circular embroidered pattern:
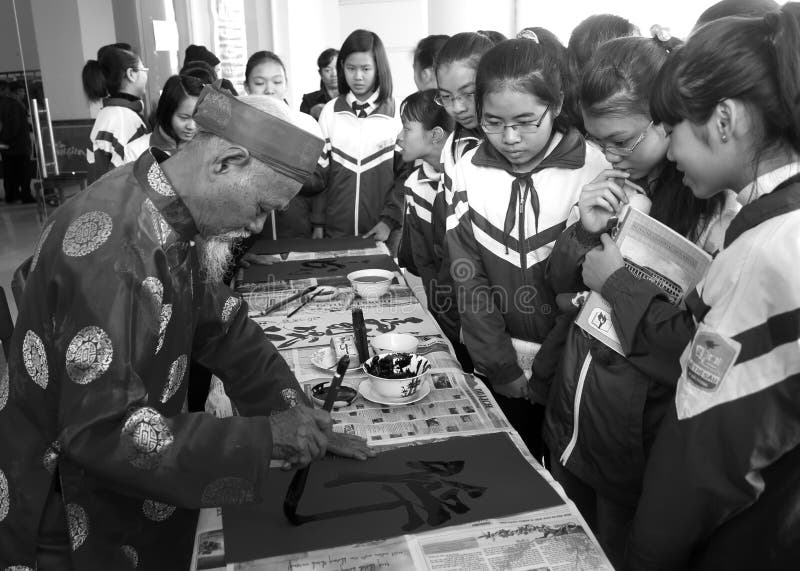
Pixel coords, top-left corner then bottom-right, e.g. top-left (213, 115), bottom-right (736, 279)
top-left (42, 441), bottom-right (62, 474)
top-left (146, 161), bottom-right (175, 197)
top-left (200, 477), bottom-right (255, 507)
top-left (120, 544), bottom-right (139, 568)
top-left (0, 363), bottom-right (8, 413)
top-left (22, 330), bottom-right (48, 390)
top-left (121, 407), bottom-right (174, 470)
top-left (143, 200), bottom-right (172, 246)
top-left (0, 469), bottom-right (9, 522)
top-left (30, 221), bottom-right (55, 273)
top-left (221, 296), bottom-right (241, 324)
top-left (66, 326), bottom-right (113, 385)
top-left (142, 499), bottom-right (176, 522)
top-left (155, 304), bottom-right (172, 354)
top-left (141, 276), bottom-right (163, 315)
top-left (66, 503), bottom-right (89, 551)
top-left (62, 211), bottom-right (113, 257)
top-left (161, 354), bottom-right (187, 403)
top-left (4, 566), bottom-right (35, 570)
top-left (281, 388), bottom-right (300, 408)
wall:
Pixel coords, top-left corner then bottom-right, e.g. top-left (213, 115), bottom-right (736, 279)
top-left (0, 0), bottom-right (40, 73)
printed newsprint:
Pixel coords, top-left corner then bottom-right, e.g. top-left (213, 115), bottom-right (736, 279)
top-left (575, 207), bottom-right (712, 355)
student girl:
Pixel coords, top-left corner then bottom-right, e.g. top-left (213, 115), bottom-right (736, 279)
top-left (125, 74), bottom-right (204, 160)
top-left (446, 37), bottom-right (608, 461)
top-left (620, 5), bottom-right (800, 568)
top-left (244, 50), bottom-right (323, 239)
top-left (412, 35), bottom-right (450, 91)
top-left (430, 32), bottom-right (496, 359)
top-left (396, 89), bottom-right (454, 320)
top-left (82, 43), bottom-right (148, 183)
top-left (536, 34), bottom-right (737, 567)
top-left (310, 29), bottom-right (406, 249)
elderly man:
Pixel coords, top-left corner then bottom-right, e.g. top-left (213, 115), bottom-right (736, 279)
top-left (0, 85), bottom-right (372, 570)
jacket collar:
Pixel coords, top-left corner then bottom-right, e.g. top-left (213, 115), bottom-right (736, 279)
top-left (470, 128), bottom-right (586, 175)
top-left (334, 91), bottom-right (395, 118)
top-left (149, 126), bottom-right (178, 155)
top-left (103, 92), bottom-right (144, 114)
top-left (133, 149), bottom-right (199, 241)
top-left (725, 170), bottom-right (800, 247)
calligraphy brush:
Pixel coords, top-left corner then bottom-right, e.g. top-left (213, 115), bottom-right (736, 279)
top-left (285, 288), bottom-right (324, 318)
top-left (283, 355), bottom-right (350, 525)
top-left (260, 285), bottom-right (317, 316)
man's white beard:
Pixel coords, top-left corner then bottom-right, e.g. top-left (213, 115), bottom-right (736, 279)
top-left (196, 230), bottom-right (249, 283)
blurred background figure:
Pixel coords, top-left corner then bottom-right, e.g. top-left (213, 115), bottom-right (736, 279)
top-left (300, 48), bottom-right (340, 120)
top-left (412, 34), bottom-right (449, 91)
top-left (0, 80), bottom-right (34, 203)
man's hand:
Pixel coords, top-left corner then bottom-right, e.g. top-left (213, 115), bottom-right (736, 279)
top-left (364, 221), bottom-right (391, 242)
top-left (269, 405), bottom-right (331, 470)
top-left (582, 234), bottom-right (625, 293)
top-left (311, 226), bottom-right (324, 239)
top-left (326, 431), bottom-right (376, 460)
top-left (239, 252), bottom-right (275, 268)
top-left (494, 374), bottom-right (530, 399)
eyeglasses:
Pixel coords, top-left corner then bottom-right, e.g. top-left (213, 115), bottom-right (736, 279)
top-left (588, 121), bottom-right (654, 157)
top-left (434, 91), bottom-right (475, 108)
top-left (481, 105), bottom-right (551, 135)
top-left (136, 66), bottom-right (149, 73)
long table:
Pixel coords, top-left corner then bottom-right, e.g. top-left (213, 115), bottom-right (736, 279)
top-left (191, 238), bottom-right (612, 571)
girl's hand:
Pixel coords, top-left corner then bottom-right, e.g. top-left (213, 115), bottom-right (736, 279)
top-left (582, 234), bottom-right (625, 292)
top-left (311, 226), bottom-right (324, 239)
top-left (494, 374), bottom-right (530, 400)
top-left (579, 170), bottom-right (631, 233)
top-left (364, 221), bottom-right (391, 242)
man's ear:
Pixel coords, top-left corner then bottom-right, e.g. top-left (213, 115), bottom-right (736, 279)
top-left (211, 145), bottom-right (251, 175)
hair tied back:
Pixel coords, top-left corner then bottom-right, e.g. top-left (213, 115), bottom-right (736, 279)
top-left (517, 29), bottom-right (540, 43)
top-left (650, 24), bottom-right (673, 51)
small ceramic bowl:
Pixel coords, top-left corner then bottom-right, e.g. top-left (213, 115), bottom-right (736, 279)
top-left (310, 382), bottom-right (358, 409)
top-left (347, 269), bottom-right (394, 299)
top-left (371, 333), bottom-right (419, 355)
top-left (362, 352), bottom-right (431, 400)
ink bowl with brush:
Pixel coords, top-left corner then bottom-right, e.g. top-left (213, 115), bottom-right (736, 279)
top-left (361, 352), bottom-right (432, 404)
top-left (310, 382), bottom-right (358, 409)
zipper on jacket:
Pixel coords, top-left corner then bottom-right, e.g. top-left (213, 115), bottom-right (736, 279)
top-left (560, 353), bottom-right (593, 465)
top-left (518, 184), bottom-right (527, 270)
top-left (354, 115), bottom-right (363, 235)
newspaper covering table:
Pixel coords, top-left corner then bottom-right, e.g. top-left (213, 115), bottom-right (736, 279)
top-left (191, 241), bottom-right (612, 571)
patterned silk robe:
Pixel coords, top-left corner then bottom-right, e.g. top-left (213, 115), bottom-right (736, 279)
top-left (0, 150), bottom-right (305, 569)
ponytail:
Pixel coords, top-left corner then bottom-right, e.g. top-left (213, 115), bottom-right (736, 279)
top-left (82, 43), bottom-right (140, 102)
top-left (769, 3), bottom-right (800, 150)
top-left (652, 2), bottom-right (800, 154)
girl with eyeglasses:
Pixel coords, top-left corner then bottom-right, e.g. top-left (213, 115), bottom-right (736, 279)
top-left (536, 33), bottom-right (738, 567)
top-left (446, 36), bottom-right (608, 465)
top-left (82, 43), bottom-right (149, 183)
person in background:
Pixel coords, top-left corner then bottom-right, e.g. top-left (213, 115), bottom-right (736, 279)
top-left (243, 50), bottom-right (323, 239)
top-left (537, 33), bottom-right (735, 567)
top-left (396, 89), bottom-right (454, 320)
top-left (300, 48), bottom-right (339, 120)
top-left (447, 37), bottom-right (608, 464)
top-left (566, 14), bottom-right (639, 133)
top-left (82, 43), bottom-right (148, 183)
top-left (0, 87), bottom-right (372, 570)
top-left (412, 35), bottom-right (450, 91)
top-left (624, 4), bottom-right (800, 568)
top-left (694, 0), bottom-right (779, 27)
top-left (0, 80), bottom-right (34, 203)
top-left (183, 44), bottom-right (220, 75)
top-left (309, 29), bottom-right (408, 252)
top-left (432, 32), bottom-right (497, 370)
top-left (126, 74), bottom-right (204, 160)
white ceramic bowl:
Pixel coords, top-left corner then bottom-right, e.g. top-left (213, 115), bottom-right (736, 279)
top-left (347, 269), bottom-right (394, 299)
top-left (362, 352), bottom-right (431, 400)
top-left (371, 333), bottom-right (419, 354)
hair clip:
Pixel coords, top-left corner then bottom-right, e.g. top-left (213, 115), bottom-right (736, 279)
top-left (650, 24), bottom-right (672, 43)
top-left (516, 29), bottom-right (539, 44)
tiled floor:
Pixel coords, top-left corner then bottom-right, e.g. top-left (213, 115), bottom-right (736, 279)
top-left (0, 202), bottom-right (44, 320)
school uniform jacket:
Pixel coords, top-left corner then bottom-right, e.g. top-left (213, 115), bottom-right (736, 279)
top-left (403, 160), bottom-right (443, 306)
top-left (432, 129), bottom-right (482, 342)
top-left (626, 166), bottom-right (800, 570)
top-left (540, 189), bottom-right (739, 507)
top-left (310, 93), bottom-right (404, 237)
top-left (446, 129), bottom-right (608, 386)
top-left (86, 94), bottom-right (148, 184)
